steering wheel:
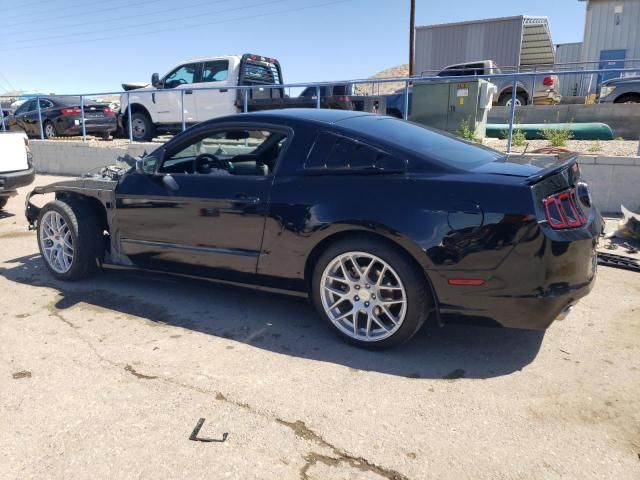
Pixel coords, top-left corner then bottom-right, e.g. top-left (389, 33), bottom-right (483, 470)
top-left (194, 153), bottom-right (230, 174)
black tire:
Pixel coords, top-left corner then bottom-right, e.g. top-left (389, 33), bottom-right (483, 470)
top-left (311, 235), bottom-right (431, 350)
top-left (100, 131), bottom-right (111, 140)
top-left (129, 112), bottom-right (155, 142)
top-left (498, 92), bottom-right (528, 107)
top-left (37, 199), bottom-right (104, 280)
top-left (43, 121), bottom-right (57, 139)
top-left (0, 197), bottom-right (8, 210)
top-left (614, 94), bottom-right (640, 104)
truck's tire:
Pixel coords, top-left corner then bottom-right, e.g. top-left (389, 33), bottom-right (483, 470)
top-left (498, 92), bottom-right (528, 107)
top-left (129, 112), bottom-right (155, 142)
top-left (311, 235), bottom-right (431, 350)
top-left (0, 197), bottom-right (8, 210)
top-left (37, 199), bottom-right (104, 281)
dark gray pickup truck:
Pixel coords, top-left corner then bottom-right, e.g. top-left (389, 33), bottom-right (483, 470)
top-left (599, 77), bottom-right (640, 103)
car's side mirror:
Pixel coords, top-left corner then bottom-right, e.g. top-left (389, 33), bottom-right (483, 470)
top-left (135, 155), bottom-right (158, 175)
top-left (151, 73), bottom-right (162, 88)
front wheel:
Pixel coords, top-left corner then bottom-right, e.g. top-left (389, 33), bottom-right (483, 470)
top-left (311, 236), bottom-right (431, 349)
top-left (37, 199), bottom-right (104, 280)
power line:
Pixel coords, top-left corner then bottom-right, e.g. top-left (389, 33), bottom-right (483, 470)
top-left (8, 0), bottom-right (163, 27)
top-left (3, 0), bottom-right (112, 21)
top-left (0, 0), bottom-right (355, 53)
top-left (9, 0), bottom-right (235, 39)
top-left (0, 72), bottom-right (17, 91)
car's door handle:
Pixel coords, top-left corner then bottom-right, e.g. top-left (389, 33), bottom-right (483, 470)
top-left (233, 194), bottom-right (259, 204)
top-left (185, 89), bottom-right (193, 94)
top-left (219, 89), bottom-right (228, 93)
top-left (200, 207), bottom-right (220, 217)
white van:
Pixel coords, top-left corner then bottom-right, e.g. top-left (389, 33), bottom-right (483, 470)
top-left (0, 132), bottom-right (35, 210)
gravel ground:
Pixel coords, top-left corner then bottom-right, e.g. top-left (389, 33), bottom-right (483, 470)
top-left (1, 176), bottom-right (639, 480)
top-left (484, 138), bottom-right (640, 156)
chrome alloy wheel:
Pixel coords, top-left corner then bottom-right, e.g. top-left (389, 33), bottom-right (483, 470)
top-left (320, 251), bottom-right (407, 342)
top-left (39, 211), bottom-right (74, 274)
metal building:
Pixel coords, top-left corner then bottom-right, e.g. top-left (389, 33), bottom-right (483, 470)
top-left (579, 0), bottom-right (640, 89)
top-left (555, 42), bottom-right (584, 96)
top-left (556, 1), bottom-right (640, 95)
top-left (414, 16), bottom-right (555, 75)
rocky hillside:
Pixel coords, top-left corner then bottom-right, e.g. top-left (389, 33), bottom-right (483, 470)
top-left (355, 64), bottom-right (409, 95)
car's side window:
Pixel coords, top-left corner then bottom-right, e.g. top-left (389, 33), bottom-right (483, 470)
top-left (304, 132), bottom-right (404, 172)
top-left (159, 128), bottom-right (288, 177)
top-left (163, 63), bottom-right (198, 88)
top-left (14, 102), bottom-right (29, 115)
top-left (200, 61), bottom-right (229, 83)
top-left (39, 99), bottom-right (53, 109)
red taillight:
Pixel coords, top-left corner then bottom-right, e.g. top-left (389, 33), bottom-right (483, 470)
top-left (543, 76), bottom-right (555, 86)
top-left (337, 96), bottom-right (351, 102)
top-left (544, 189), bottom-right (586, 229)
top-left (103, 107), bottom-right (114, 116)
top-left (61, 107), bottom-right (81, 115)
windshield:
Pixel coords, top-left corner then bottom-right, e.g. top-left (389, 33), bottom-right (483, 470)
top-left (338, 116), bottom-right (503, 170)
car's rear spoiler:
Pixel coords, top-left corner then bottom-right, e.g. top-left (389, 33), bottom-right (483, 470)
top-left (525, 153), bottom-right (579, 186)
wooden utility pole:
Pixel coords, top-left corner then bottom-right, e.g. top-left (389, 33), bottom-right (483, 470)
top-left (409, 0), bottom-right (415, 76)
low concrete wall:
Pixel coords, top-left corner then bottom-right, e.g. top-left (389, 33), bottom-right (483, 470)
top-left (577, 155), bottom-right (640, 213)
top-left (489, 104), bottom-right (640, 140)
top-left (29, 141), bottom-right (639, 213)
top-left (30, 140), bottom-right (155, 177)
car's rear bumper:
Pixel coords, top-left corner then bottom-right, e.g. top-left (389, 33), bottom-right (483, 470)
top-left (57, 116), bottom-right (117, 135)
top-left (429, 215), bottom-right (602, 330)
top-left (0, 166), bottom-right (35, 196)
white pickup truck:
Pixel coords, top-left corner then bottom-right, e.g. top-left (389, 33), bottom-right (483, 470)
top-left (0, 132), bottom-right (35, 210)
top-left (119, 53), bottom-right (388, 141)
top-left (119, 53), bottom-right (290, 141)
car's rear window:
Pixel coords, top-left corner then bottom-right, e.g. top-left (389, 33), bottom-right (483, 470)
top-left (338, 116), bottom-right (503, 170)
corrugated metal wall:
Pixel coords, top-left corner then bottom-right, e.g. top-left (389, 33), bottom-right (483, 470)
top-left (581, 0), bottom-right (640, 92)
top-left (414, 16), bottom-right (523, 74)
top-left (555, 42), bottom-right (583, 96)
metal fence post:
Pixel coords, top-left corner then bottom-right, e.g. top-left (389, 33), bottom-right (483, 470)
top-left (315, 85), bottom-right (321, 109)
top-left (80, 95), bottom-right (86, 141)
top-left (0, 104), bottom-right (5, 132)
top-left (506, 77), bottom-right (518, 153)
top-left (37, 96), bottom-right (44, 140)
top-left (243, 88), bottom-right (248, 113)
top-left (181, 89), bottom-right (186, 132)
top-left (127, 92), bottom-right (133, 143)
top-left (403, 80), bottom-right (410, 120)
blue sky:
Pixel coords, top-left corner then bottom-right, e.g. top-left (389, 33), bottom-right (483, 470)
top-left (0, 0), bottom-right (586, 94)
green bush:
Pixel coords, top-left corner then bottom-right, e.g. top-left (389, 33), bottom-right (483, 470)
top-left (457, 118), bottom-right (479, 143)
top-left (499, 128), bottom-right (527, 147)
top-left (587, 141), bottom-right (602, 153)
top-left (541, 124), bottom-right (573, 147)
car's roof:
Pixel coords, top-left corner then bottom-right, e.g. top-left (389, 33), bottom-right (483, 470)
top-left (227, 108), bottom-right (373, 124)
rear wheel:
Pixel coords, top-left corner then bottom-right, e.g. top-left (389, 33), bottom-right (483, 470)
top-left (129, 112), bottom-right (155, 142)
top-left (0, 197), bottom-right (8, 210)
top-left (498, 92), bottom-right (528, 107)
top-left (43, 121), bottom-right (56, 139)
top-left (37, 199), bottom-right (104, 280)
top-left (311, 236), bottom-right (431, 349)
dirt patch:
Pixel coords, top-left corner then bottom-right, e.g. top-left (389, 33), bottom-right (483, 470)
top-left (12, 370), bottom-right (31, 379)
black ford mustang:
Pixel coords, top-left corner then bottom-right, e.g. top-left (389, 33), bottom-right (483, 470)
top-left (26, 109), bottom-right (601, 349)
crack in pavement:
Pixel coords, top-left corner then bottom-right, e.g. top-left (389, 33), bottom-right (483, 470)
top-left (276, 419), bottom-right (409, 480)
top-left (49, 299), bottom-right (409, 480)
